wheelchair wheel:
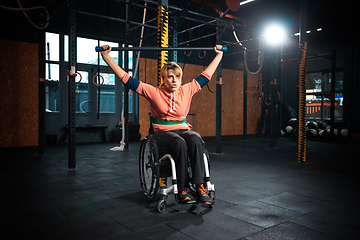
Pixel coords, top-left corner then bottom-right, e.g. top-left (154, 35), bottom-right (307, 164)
top-left (139, 134), bottom-right (160, 200)
top-left (157, 195), bottom-right (168, 213)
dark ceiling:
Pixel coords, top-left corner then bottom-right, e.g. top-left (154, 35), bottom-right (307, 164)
top-left (169, 0), bottom-right (356, 38)
top-left (1, 0), bottom-right (356, 45)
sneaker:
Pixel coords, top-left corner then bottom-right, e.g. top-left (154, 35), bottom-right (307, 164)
top-left (197, 184), bottom-right (211, 205)
top-left (178, 188), bottom-right (195, 203)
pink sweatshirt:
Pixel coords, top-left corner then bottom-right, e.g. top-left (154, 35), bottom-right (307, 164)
top-left (120, 72), bottom-right (212, 132)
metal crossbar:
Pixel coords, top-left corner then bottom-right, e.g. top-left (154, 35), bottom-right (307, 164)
top-left (95, 46), bottom-right (227, 52)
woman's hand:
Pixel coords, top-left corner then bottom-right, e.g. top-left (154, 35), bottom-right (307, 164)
top-left (100, 45), bottom-right (112, 58)
top-left (214, 45), bottom-right (224, 55)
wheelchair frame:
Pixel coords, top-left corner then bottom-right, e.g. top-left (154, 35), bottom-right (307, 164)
top-left (139, 133), bottom-right (215, 213)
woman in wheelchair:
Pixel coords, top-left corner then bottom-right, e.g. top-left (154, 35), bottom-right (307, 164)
top-left (101, 45), bottom-right (223, 205)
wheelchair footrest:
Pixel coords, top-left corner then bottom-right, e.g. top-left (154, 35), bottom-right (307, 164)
top-left (172, 202), bottom-right (212, 215)
top-left (174, 193), bottom-right (197, 204)
top-left (189, 203), bottom-right (213, 215)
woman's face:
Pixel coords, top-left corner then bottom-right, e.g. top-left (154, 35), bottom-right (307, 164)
top-left (163, 69), bottom-right (181, 92)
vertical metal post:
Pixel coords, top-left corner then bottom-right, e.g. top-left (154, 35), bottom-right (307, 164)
top-left (298, 0), bottom-right (307, 163)
top-left (215, 65), bottom-right (222, 153)
top-left (269, 47), bottom-right (280, 148)
top-left (68, 0), bottom-right (77, 169)
top-left (320, 96), bottom-right (324, 120)
top-left (124, 0), bottom-right (130, 148)
top-left (97, 40), bottom-right (101, 120)
top-left (157, 0), bottom-right (169, 86)
top-left (59, 34), bottom-right (67, 131)
top-left (38, 30), bottom-right (45, 154)
top-left (243, 69), bottom-right (247, 140)
top-left (330, 50), bottom-right (336, 138)
top-left (279, 46), bottom-right (283, 132)
top-left (172, 15), bottom-right (178, 63)
top-left (269, 49), bottom-right (277, 147)
top-left (215, 20), bottom-right (222, 153)
top-left (157, 0), bottom-right (169, 187)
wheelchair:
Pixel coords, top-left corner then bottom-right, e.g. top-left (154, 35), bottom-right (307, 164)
top-left (139, 132), bottom-right (215, 213)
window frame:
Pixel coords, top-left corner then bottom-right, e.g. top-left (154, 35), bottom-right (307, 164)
top-left (44, 32), bottom-right (138, 121)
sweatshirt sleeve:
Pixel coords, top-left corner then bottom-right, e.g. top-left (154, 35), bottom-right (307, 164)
top-left (119, 73), bottom-right (140, 92)
top-left (195, 71), bottom-right (212, 88)
top-left (119, 73), bottom-right (158, 100)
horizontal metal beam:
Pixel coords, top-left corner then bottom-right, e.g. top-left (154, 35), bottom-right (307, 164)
top-left (77, 10), bottom-right (158, 29)
top-left (95, 46), bottom-right (227, 52)
top-left (177, 19), bottom-right (216, 35)
top-left (129, 17), bottom-right (157, 32)
top-left (178, 32), bottom-right (217, 46)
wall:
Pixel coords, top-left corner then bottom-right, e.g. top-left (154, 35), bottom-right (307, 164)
top-left (0, 39), bottom-right (39, 147)
top-left (138, 57), bottom-right (262, 138)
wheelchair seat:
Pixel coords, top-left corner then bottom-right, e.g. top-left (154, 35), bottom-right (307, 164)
top-left (139, 130), bottom-right (215, 213)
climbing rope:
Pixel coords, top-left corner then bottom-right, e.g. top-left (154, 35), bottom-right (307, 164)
top-left (0, 0), bottom-right (49, 29)
top-left (111, 1), bottom-right (147, 151)
top-left (232, 26), bottom-right (264, 75)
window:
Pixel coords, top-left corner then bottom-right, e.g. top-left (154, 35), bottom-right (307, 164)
top-left (77, 37), bottom-right (119, 65)
top-left (121, 45), bottom-right (135, 114)
top-left (45, 32), bottom-right (136, 118)
top-left (45, 32), bottom-right (60, 112)
top-left (74, 38), bottom-right (119, 113)
top-left (121, 44), bottom-right (133, 69)
top-left (75, 71), bottom-right (89, 113)
top-left (97, 73), bottom-right (116, 113)
top-left (46, 32), bottom-right (59, 61)
top-left (45, 63), bottom-right (60, 112)
top-left (306, 71), bottom-right (343, 121)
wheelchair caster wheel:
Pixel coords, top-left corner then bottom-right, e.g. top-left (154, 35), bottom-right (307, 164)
top-left (157, 199), bottom-right (166, 213)
top-left (209, 190), bottom-right (215, 206)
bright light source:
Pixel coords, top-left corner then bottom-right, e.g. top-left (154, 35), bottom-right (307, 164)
top-left (264, 25), bottom-right (286, 45)
top-left (317, 28), bottom-right (322, 32)
top-left (240, 0), bottom-right (255, 5)
top-left (306, 30), bottom-right (311, 34)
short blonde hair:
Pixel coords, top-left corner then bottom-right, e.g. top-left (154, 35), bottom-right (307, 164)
top-left (160, 62), bottom-right (183, 82)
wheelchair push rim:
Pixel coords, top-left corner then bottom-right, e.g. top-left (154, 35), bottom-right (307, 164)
top-left (139, 135), bottom-right (160, 200)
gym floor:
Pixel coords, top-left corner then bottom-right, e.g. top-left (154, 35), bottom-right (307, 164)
top-left (3, 135), bottom-right (360, 239)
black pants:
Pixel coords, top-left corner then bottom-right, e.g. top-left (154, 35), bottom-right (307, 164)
top-left (154, 130), bottom-right (205, 192)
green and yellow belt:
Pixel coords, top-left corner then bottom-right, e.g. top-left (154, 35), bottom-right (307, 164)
top-left (150, 116), bottom-right (186, 125)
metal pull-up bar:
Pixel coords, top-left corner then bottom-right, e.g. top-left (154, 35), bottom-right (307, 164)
top-left (95, 46), bottom-right (227, 52)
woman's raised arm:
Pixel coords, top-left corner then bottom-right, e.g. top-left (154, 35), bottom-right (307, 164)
top-left (203, 45), bottom-right (224, 77)
top-left (100, 45), bottom-right (127, 80)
